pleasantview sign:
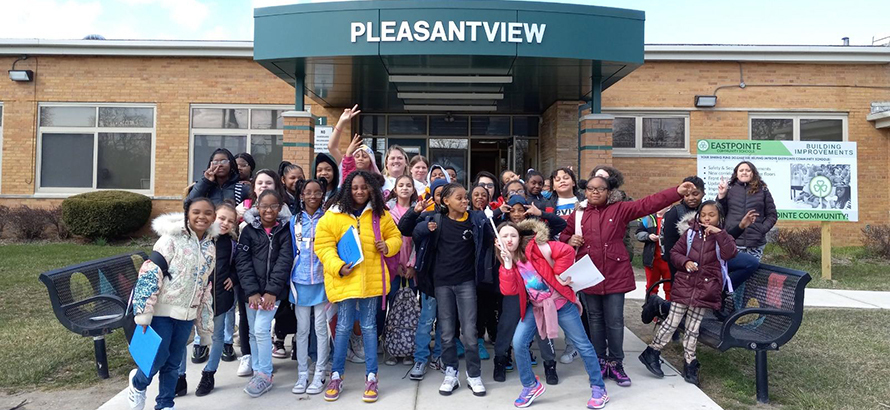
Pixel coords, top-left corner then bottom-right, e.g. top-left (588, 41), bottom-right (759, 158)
top-left (350, 20), bottom-right (546, 44)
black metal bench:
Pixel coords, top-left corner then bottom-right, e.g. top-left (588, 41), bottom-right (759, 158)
top-left (647, 263), bottom-right (810, 403)
top-left (39, 251), bottom-right (148, 379)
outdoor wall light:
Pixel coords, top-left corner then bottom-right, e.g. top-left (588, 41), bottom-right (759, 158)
top-left (695, 95), bottom-right (717, 108)
top-left (9, 70), bottom-right (34, 82)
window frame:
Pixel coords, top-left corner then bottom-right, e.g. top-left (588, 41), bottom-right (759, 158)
top-left (188, 104), bottom-right (296, 184)
top-left (607, 112), bottom-right (691, 155)
top-left (36, 102), bottom-right (157, 196)
top-left (748, 113), bottom-right (848, 142)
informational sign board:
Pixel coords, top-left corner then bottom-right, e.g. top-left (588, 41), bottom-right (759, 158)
top-left (696, 140), bottom-right (857, 222)
top-left (314, 126), bottom-right (333, 154)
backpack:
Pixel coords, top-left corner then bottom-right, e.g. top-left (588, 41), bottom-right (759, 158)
top-left (685, 229), bottom-right (738, 318)
top-left (383, 278), bottom-right (420, 357)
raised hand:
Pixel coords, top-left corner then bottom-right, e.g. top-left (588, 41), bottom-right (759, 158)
top-left (739, 209), bottom-right (759, 229)
top-left (345, 134), bottom-right (363, 157)
top-left (717, 176), bottom-right (728, 199)
top-left (677, 181), bottom-right (696, 196)
top-left (525, 202), bottom-right (542, 217)
top-left (338, 104), bottom-right (361, 126)
top-left (203, 164), bottom-right (220, 182)
top-left (414, 197), bottom-right (432, 213)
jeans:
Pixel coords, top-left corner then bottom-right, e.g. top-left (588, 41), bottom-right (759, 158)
top-left (132, 316), bottom-right (192, 410)
top-left (514, 303), bottom-right (605, 388)
top-left (583, 292), bottom-right (626, 361)
top-left (728, 251), bottom-right (760, 288)
top-left (435, 281), bottom-right (481, 377)
top-left (204, 313), bottom-right (228, 372)
top-left (295, 302), bottom-right (330, 375)
top-left (224, 305), bottom-right (235, 344)
top-left (413, 292), bottom-right (442, 363)
top-left (245, 302), bottom-right (281, 376)
top-left (332, 297), bottom-right (379, 376)
top-left (494, 295), bottom-right (555, 362)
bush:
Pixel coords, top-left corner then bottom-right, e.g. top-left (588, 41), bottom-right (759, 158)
top-left (774, 227), bottom-right (821, 260)
top-left (7, 206), bottom-right (52, 240)
top-left (62, 191), bottom-right (152, 239)
top-left (46, 206), bottom-right (70, 240)
top-left (0, 205), bottom-right (8, 235)
top-left (862, 224), bottom-right (890, 259)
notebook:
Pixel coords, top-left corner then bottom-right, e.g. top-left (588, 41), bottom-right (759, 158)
top-left (337, 225), bottom-right (364, 268)
top-left (129, 325), bottom-right (162, 376)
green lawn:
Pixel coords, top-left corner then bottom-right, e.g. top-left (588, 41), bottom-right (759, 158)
top-left (0, 243), bottom-right (150, 392)
top-left (626, 306), bottom-right (890, 410)
top-left (762, 244), bottom-right (890, 291)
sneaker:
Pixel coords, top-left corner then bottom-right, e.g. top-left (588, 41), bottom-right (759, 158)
top-left (244, 373), bottom-right (273, 398)
top-left (514, 377), bottom-right (545, 408)
top-left (641, 295), bottom-right (664, 325)
top-left (529, 350), bottom-right (538, 367)
top-left (587, 385), bottom-right (609, 409)
top-left (559, 344), bottom-right (579, 364)
top-left (493, 356), bottom-right (507, 382)
top-left (505, 355), bottom-right (515, 372)
top-left (363, 373), bottom-right (379, 403)
top-left (402, 357), bottom-right (414, 366)
top-left (175, 374), bottom-right (187, 397)
top-left (221, 343), bottom-right (237, 362)
top-left (195, 371), bottom-right (215, 397)
top-left (466, 372), bottom-right (486, 397)
top-left (477, 338), bottom-right (490, 360)
top-left (192, 344), bottom-right (208, 364)
top-left (543, 360), bottom-right (559, 385)
top-left (237, 355), bottom-right (253, 377)
top-left (431, 356), bottom-right (445, 373)
top-left (324, 373), bottom-right (343, 401)
top-left (272, 340), bottom-right (288, 359)
top-left (638, 347), bottom-right (664, 378)
top-left (127, 369), bottom-right (146, 410)
top-left (384, 354), bottom-right (399, 366)
top-left (347, 334), bottom-right (366, 363)
top-left (409, 361), bottom-right (428, 381)
top-left (439, 367), bottom-right (460, 396)
top-left (683, 359), bottom-right (701, 386)
top-left (609, 360), bottom-right (631, 387)
top-left (307, 371), bottom-right (326, 395)
top-left (292, 372), bottom-right (309, 394)
top-left (599, 358), bottom-right (611, 379)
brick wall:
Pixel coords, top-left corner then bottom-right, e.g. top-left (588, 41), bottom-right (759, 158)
top-left (539, 100), bottom-right (582, 176)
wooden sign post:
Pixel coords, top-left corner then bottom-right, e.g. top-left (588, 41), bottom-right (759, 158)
top-left (821, 221), bottom-right (832, 280)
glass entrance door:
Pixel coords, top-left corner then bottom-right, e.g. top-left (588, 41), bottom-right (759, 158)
top-left (429, 138), bottom-right (469, 186)
top-left (387, 138), bottom-right (427, 158)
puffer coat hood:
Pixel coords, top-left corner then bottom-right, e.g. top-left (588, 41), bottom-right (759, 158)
top-left (152, 212), bottom-right (221, 238)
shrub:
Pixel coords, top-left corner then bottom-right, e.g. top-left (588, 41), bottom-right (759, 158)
top-left (46, 206), bottom-right (70, 240)
top-left (774, 227), bottom-right (821, 260)
top-left (862, 224), bottom-right (890, 259)
top-left (0, 205), bottom-right (8, 235)
top-left (7, 206), bottom-right (52, 240)
top-left (62, 191), bottom-right (152, 239)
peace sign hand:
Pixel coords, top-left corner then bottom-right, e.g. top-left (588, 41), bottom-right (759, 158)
top-left (717, 176), bottom-right (728, 199)
top-left (414, 197), bottom-right (433, 213)
top-left (203, 164), bottom-right (220, 182)
top-left (338, 104), bottom-right (361, 126)
top-left (524, 202), bottom-right (542, 217)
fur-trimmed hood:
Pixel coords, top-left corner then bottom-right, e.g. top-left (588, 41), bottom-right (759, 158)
top-left (676, 211), bottom-right (699, 235)
top-left (242, 206), bottom-right (293, 229)
top-left (152, 212), bottom-right (220, 239)
top-left (516, 218), bottom-right (550, 245)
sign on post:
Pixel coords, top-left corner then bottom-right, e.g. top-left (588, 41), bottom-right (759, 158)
top-left (314, 126), bottom-right (333, 154)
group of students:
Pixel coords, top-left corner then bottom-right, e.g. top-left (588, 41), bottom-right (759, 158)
top-left (125, 104), bottom-right (779, 410)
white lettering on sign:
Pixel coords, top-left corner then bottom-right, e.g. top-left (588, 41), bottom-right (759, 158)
top-left (350, 20), bottom-right (546, 44)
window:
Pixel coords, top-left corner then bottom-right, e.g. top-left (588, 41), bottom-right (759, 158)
top-left (189, 105), bottom-right (294, 183)
top-left (750, 114), bottom-right (846, 142)
top-left (609, 113), bottom-right (689, 153)
top-left (37, 104), bottom-right (155, 194)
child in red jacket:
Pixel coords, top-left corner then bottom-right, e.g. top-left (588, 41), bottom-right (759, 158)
top-left (638, 200), bottom-right (737, 386)
top-left (498, 220), bottom-right (609, 409)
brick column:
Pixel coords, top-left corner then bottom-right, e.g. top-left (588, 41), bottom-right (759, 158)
top-left (282, 111), bottom-right (315, 169)
top-left (579, 113), bottom-right (614, 174)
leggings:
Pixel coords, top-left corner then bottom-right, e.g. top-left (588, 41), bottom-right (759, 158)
top-left (235, 288), bottom-right (250, 356)
top-left (476, 285), bottom-right (501, 343)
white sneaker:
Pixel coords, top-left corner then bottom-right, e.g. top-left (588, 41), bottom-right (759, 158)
top-left (347, 334), bottom-right (366, 363)
top-left (438, 367), bottom-right (460, 396)
top-left (307, 371), bottom-right (326, 395)
top-left (292, 372), bottom-right (309, 394)
top-left (559, 344), bottom-right (579, 364)
top-left (466, 372), bottom-right (486, 397)
top-left (127, 369), bottom-right (146, 410)
top-left (237, 355), bottom-right (253, 377)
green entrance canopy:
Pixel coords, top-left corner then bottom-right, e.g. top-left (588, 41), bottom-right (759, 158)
top-left (254, 0), bottom-right (644, 113)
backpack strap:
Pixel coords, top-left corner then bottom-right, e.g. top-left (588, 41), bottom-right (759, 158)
top-left (149, 250), bottom-right (170, 279)
top-left (685, 229), bottom-right (733, 293)
top-left (575, 209), bottom-right (584, 239)
top-left (373, 214), bottom-right (387, 310)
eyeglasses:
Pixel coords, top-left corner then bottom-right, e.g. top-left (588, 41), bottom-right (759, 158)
top-left (210, 160), bottom-right (230, 166)
top-left (507, 189), bottom-right (526, 196)
top-left (586, 187), bottom-right (609, 193)
top-left (258, 204), bottom-right (282, 211)
top-left (478, 183), bottom-right (495, 189)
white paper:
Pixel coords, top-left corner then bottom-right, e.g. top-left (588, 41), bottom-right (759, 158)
top-left (559, 255), bottom-right (604, 293)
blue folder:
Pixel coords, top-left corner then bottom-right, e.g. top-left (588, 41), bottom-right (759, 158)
top-left (129, 325), bottom-right (162, 376)
top-left (337, 225), bottom-right (364, 268)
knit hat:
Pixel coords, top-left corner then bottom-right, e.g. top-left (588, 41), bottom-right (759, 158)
top-left (430, 178), bottom-right (449, 197)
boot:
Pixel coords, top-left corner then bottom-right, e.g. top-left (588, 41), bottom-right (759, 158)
top-left (175, 374), bottom-right (188, 397)
top-left (195, 371), bottom-right (215, 397)
top-left (493, 355), bottom-right (507, 382)
top-left (641, 295), bottom-right (663, 324)
top-left (638, 347), bottom-right (664, 378)
top-left (684, 359), bottom-right (701, 386)
top-left (543, 360), bottom-right (559, 385)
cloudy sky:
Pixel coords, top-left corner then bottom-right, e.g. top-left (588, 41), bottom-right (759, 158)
top-left (1, 0), bottom-right (887, 46)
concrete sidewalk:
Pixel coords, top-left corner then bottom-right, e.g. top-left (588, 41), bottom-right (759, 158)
top-left (628, 280), bottom-right (890, 309)
top-left (98, 329), bottom-right (721, 410)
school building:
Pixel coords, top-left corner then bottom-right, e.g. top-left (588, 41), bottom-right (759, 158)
top-left (0, 0), bottom-right (889, 243)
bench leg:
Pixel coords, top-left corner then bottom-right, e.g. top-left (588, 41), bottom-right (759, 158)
top-left (755, 350), bottom-right (769, 403)
top-left (93, 336), bottom-right (109, 379)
